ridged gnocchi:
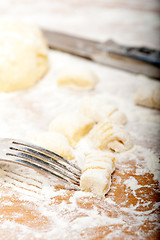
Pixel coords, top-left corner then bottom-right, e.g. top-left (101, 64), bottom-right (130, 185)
top-left (80, 96), bottom-right (127, 125)
top-left (57, 65), bottom-right (98, 89)
top-left (49, 112), bottom-right (94, 146)
top-left (31, 131), bottom-right (74, 160)
top-left (89, 120), bottom-right (133, 152)
top-left (80, 151), bottom-right (116, 197)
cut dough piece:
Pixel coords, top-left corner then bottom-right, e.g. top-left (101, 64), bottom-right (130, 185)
top-left (57, 65), bottom-right (98, 89)
top-left (0, 20), bottom-right (49, 92)
top-left (31, 131), bottom-right (74, 160)
top-left (80, 151), bottom-right (115, 197)
top-left (89, 120), bottom-right (133, 152)
top-left (134, 82), bottom-right (160, 110)
top-left (80, 96), bottom-right (127, 124)
top-left (49, 112), bottom-right (94, 146)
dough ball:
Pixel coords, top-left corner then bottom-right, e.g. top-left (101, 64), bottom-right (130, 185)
top-left (89, 120), bottom-right (133, 153)
top-left (49, 112), bottom-right (94, 146)
top-left (80, 151), bottom-right (115, 197)
top-left (57, 65), bottom-right (98, 89)
top-left (0, 20), bottom-right (49, 92)
top-left (80, 96), bottom-right (127, 124)
top-left (134, 82), bottom-right (160, 110)
top-left (31, 131), bottom-right (74, 160)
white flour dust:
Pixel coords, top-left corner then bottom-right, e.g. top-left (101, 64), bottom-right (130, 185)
top-left (0, 49), bottom-right (159, 239)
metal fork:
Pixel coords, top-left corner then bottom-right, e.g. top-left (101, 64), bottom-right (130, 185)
top-left (0, 138), bottom-right (81, 190)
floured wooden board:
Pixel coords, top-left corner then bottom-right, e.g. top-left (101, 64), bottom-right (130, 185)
top-left (0, 156), bottom-right (159, 240)
top-left (0, 160), bottom-right (158, 239)
top-left (0, 50), bottom-right (159, 239)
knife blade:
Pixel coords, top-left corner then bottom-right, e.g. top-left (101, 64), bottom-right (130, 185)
top-left (42, 29), bottom-right (160, 79)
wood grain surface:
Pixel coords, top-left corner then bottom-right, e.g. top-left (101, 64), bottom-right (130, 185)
top-left (0, 157), bottom-right (159, 239)
top-left (0, 0), bottom-right (159, 239)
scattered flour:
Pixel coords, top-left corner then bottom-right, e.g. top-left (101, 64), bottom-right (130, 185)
top-left (0, 49), bottom-right (159, 240)
top-left (117, 145), bottom-right (160, 184)
top-left (124, 177), bottom-right (141, 191)
top-left (0, 5), bottom-right (159, 237)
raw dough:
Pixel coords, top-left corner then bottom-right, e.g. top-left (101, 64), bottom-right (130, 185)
top-left (57, 65), bottom-right (98, 89)
top-left (134, 82), bottom-right (160, 110)
top-left (80, 151), bottom-right (115, 197)
top-left (49, 112), bottom-right (94, 146)
top-left (31, 131), bottom-right (74, 160)
top-left (80, 96), bottom-right (127, 124)
top-left (0, 20), bottom-right (49, 92)
top-left (89, 120), bottom-right (133, 152)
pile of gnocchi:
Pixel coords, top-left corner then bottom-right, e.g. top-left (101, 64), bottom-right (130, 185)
top-left (31, 66), bottom-right (133, 198)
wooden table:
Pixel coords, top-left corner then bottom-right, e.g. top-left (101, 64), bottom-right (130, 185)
top-left (0, 0), bottom-right (159, 239)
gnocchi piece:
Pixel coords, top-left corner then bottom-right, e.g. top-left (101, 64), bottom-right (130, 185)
top-left (49, 112), bottom-right (94, 146)
top-left (57, 65), bottom-right (98, 89)
top-left (80, 96), bottom-right (127, 125)
top-left (80, 151), bottom-right (116, 197)
top-left (31, 131), bottom-right (74, 160)
top-left (134, 82), bottom-right (160, 110)
top-left (89, 120), bottom-right (133, 152)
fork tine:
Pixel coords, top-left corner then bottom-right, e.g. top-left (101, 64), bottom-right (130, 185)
top-left (12, 140), bottom-right (81, 173)
top-left (7, 150), bottom-right (80, 185)
top-left (10, 141), bottom-right (80, 180)
top-left (10, 144), bottom-right (81, 180)
top-left (7, 151), bottom-right (80, 189)
top-left (6, 156), bottom-right (72, 185)
top-left (0, 138), bottom-right (81, 190)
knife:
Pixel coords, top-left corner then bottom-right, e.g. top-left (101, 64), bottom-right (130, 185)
top-left (42, 29), bottom-right (160, 79)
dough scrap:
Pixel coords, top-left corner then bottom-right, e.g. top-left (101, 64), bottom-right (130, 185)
top-left (89, 120), bottom-right (133, 152)
top-left (31, 131), bottom-right (74, 160)
top-left (80, 151), bottom-right (115, 197)
top-left (0, 20), bottom-right (49, 92)
top-left (134, 82), bottom-right (160, 110)
top-left (57, 65), bottom-right (98, 89)
top-left (49, 112), bottom-right (94, 146)
top-left (80, 96), bottom-right (127, 124)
